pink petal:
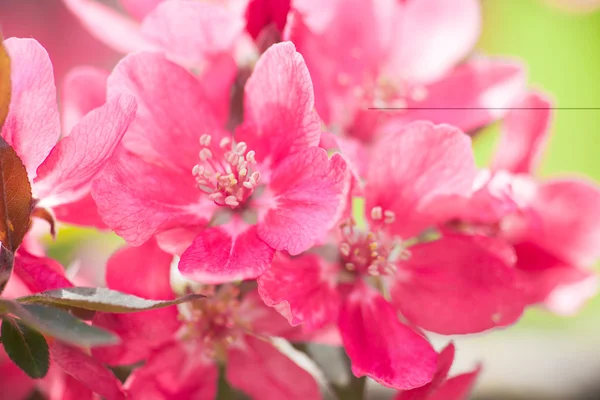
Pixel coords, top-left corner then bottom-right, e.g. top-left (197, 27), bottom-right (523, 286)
top-left (92, 149), bottom-right (210, 246)
top-left (50, 341), bottom-right (125, 400)
top-left (0, 348), bottom-right (35, 400)
top-left (385, 0), bottom-right (481, 84)
top-left (119, 0), bottom-right (163, 20)
top-left (492, 92), bottom-right (552, 174)
top-left (378, 59), bottom-right (526, 135)
top-left (238, 289), bottom-right (301, 338)
top-left (427, 367), bottom-right (481, 400)
top-left (258, 148), bottom-right (349, 255)
top-left (338, 283), bottom-right (437, 390)
top-left (365, 121), bottom-right (477, 239)
top-left (179, 223), bottom-right (275, 284)
top-left (245, 0), bottom-right (291, 39)
top-left (528, 178), bottom-right (600, 267)
top-left (107, 52), bottom-right (224, 171)
top-left (125, 342), bottom-right (218, 400)
top-left (237, 42), bottom-right (322, 168)
top-left (227, 335), bottom-right (321, 400)
top-left (257, 253), bottom-right (341, 331)
top-left (61, 66), bottom-right (109, 136)
top-left (63, 0), bottom-right (154, 54)
top-left (52, 193), bottom-right (108, 229)
top-left (392, 236), bottom-right (526, 334)
top-left (14, 249), bottom-right (73, 293)
top-left (141, 0), bottom-right (244, 68)
top-left (2, 38), bottom-right (61, 179)
top-left (60, 374), bottom-right (95, 400)
top-left (33, 94), bottom-right (137, 207)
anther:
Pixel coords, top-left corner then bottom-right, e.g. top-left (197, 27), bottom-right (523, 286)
top-left (200, 134), bottom-right (212, 146)
top-left (199, 148), bottom-right (213, 161)
top-left (384, 210), bottom-right (396, 224)
top-left (225, 196), bottom-right (240, 207)
top-left (246, 150), bottom-right (256, 164)
top-left (371, 206), bottom-right (383, 220)
top-left (219, 137), bottom-right (231, 149)
top-left (235, 142), bottom-right (248, 155)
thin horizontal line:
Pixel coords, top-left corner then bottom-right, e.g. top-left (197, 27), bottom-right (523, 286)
top-left (368, 107), bottom-right (600, 110)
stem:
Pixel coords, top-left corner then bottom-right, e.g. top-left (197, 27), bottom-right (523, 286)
top-left (332, 348), bottom-right (367, 400)
top-left (216, 364), bottom-right (236, 400)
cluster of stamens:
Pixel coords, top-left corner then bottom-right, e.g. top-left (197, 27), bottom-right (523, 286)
top-left (192, 134), bottom-right (260, 209)
top-left (339, 220), bottom-right (396, 278)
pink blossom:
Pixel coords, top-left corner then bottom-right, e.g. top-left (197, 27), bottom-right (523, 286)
top-left (286, 0), bottom-right (525, 142)
top-left (258, 122), bottom-right (526, 389)
top-left (93, 240), bottom-right (322, 400)
top-left (1, 38), bottom-right (137, 229)
top-left (93, 42), bottom-right (349, 283)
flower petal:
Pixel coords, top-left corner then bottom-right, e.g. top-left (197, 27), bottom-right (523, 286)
top-left (179, 223), bottom-right (275, 284)
top-left (0, 348), bottom-right (35, 400)
top-left (34, 94), bottom-right (137, 207)
top-left (427, 367), bottom-right (480, 400)
top-left (392, 236), bottom-right (526, 334)
top-left (227, 335), bottom-right (321, 400)
top-left (14, 249), bottom-right (73, 293)
top-left (119, 0), bottom-right (163, 20)
top-left (237, 41), bottom-right (322, 168)
top-left (258, 147), bottom-right (349, 255)
top-left (366, 121), bottom-right (477, 238)
top-left (2, 38), bottom-right (61, 179)
top-left (52, 194), bottom-right (108, 229)
top-left (257, 253), bottom-right (341, 331)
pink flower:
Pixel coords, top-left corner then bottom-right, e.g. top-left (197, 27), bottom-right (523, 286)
top-left (93, 240), bottom-right (322, 400)
top-left (286, 0), bottom-right (525, 142)
top-left (395, 343), bottom-right (481, 400)
top-left (92, 42), bottom-right (349, 283)
top-left (1, 38), bottom-right (137, 229)
top-left (258, 122), bottom-right (526, 389)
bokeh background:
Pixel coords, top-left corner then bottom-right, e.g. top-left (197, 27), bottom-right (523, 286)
top-left (1, 0), bottom-right (600, 398)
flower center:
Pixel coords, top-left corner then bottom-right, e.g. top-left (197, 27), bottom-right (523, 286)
top-left (338, 224), bottom-right (395, 278)
top-left (192, 134), bottom-right (261, 209)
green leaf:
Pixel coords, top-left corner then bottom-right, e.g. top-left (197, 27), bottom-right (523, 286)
top-left (17, 287), bottom-right (204, 313)
top-left (1, 316), bottom-right (49, 379)
top-left (0, 299), bottom-right (118, 347)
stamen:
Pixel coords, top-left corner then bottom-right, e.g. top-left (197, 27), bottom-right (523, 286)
top-left (200, 134), bottom-right (212, 146)
top-left (371, 206), bottom-right (383, 220)
top-left (384, 210), bottom-right (396, 224)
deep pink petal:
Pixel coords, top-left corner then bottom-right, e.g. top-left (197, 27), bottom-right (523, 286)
top-left (257, 253), bottom-right (341, 331)
top-left (491, 92), bottom-right (552, 174)
top-left (427, 367), bottom-right (481, 400)
top-left (392, 236), bottom-right (526, 334)
top-left (366, 121), bottom-right (477, 238)
top-left (245, 0), bottom-right (291, 39)
top-left (63, 0), bottom-right (154, 53)
top-left (33, 94), bottom-right (137, 207)
top-left (385, 0), bottom-right (480, 84)
top-left (125, 342), bottom-right (218, 400)
top-left (61, 66), bottom-right (109, 136)
top-left (107, 52), bottom-right (224, 171)
top-left (339, 283), bottom-right (437, 390)
top-left (50, 341), bottom-right (125, 400)
top-left (227, 335), bottom-right (321, 400)
top-left (119, 0), bottom-right (163, 20)
top-left (141, 1), bottom-right (244, 68)
top-left (259, 148), bottom-right (349, 255)
top-left (92, 149), bottom-right (210, 246)
top-left (2, 38), bottom-right (61, 179)
top-left (0, 348), bottom-right (35, 400)
top-left (377, 59), bottom-right (526, 135)
top-left (13, 249), bottom-right (73, 293)
top-left (179, 223), bottom-right (275, 284)
top-left (237, 42), bottom-right (322, 168)
top-left (527, 178), bottom-right (600, 267)
top-left (52, 193), bottom-right (108, 229)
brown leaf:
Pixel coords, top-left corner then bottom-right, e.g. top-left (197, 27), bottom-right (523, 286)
top-left (0, 32), bottom-right (10, 129)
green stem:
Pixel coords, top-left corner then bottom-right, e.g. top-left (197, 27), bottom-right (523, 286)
top-left (216, 364), bottom-right (236, 400)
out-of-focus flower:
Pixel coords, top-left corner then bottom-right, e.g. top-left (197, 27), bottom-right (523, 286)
top-left (395, 343), bottom-right (481, 400)
top-left (286, 0), bottom-right (525, 143)
top-left (258, 121), bottom-right (526, 389)
top-left (92, 42), bottom-right (349, 283)
top-left (92, 240), bottom-right (322, 399)
top-left (1, 37), bottom-right (137, 229)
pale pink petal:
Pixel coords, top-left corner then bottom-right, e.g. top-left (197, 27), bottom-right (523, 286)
top-left (237, 42), bottom-right (321, 168)
top-left (52, 193), bottom-right (108, 229)
top-left (107, 52), bottom-right (224, 171)
top-left (227, 335), bottom-right (321, 400)
top-left (125, 342), bottom-right (218, 400)
top-left (385, 0), bottom-right (481, 84)
top-left (179, 223), bottom-right (275, 284)
top-left (257, 253), bottom-right (341, 331)
top-left (33, 94), bottom-right (137, 207)
top-left (92, 149), bottom-right (209, 246)
top-left (63, 0), bottom-right (154, 53)
top-left (491, 92), bottom-right (552, 174)
top-left (141, 0), bottom-right (245, 68)
top-left (339, 283), bottom-right (437, 390)
top-left (61, 66), bottom-right (109, 136)
top-left (156, 225), bottom-right (206, 256)
top-left (527, 178), bottom-right (600, 266)
top-left (366, 121), bottom-right (477, 239)
top-left (392, 236), bottom-right (526, 334)
top-left (50, 341), bottom-right (125, 400)
top-left (378, 59), bottom-right (526, 135)
top-left (259, 148), bottom-right (349, 255)
top-left (14, 249), bottom-right (73, 293)
top-left (2, 38), bottom-right (61, 179)
top-left (119, 0), bottom-right (163, 20)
